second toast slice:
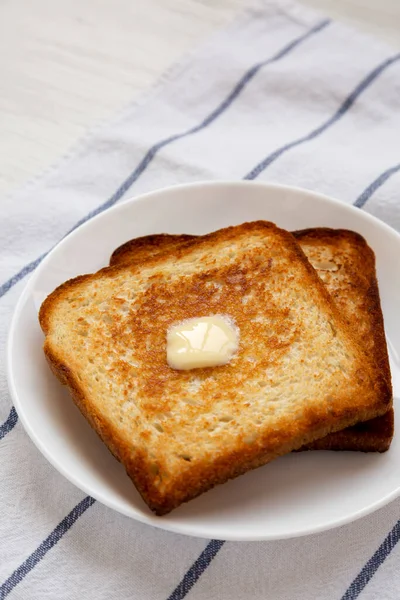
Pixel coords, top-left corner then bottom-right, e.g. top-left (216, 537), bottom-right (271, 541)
top-left (294, 228), bottom-right (393, 451)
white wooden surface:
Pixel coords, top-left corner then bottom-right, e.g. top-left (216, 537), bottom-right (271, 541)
top-left (0, 0), bottom-right (399, 198)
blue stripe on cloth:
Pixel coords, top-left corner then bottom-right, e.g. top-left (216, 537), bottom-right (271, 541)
top-left (0, 496), bottom-right (95, 600)
top-left (354, 163), bottom-right (400, 208)
top-left (0, 19), bottom-right (330, 303)
top-left (166, 540), bottom-right (225, 600)
top-left (0, 252), bottom-right (48, 300)
top-left (0, 408), bottom-right (18, 441)
top-left (244, 53), bottom-right (400, 180)
top-left (340, 519), bottom-right (400, 600)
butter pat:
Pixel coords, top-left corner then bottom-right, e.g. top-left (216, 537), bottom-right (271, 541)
top-left (167, 316), bottom-right (239, 370)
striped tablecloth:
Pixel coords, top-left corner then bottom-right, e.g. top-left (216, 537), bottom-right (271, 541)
top-left (1, 1), bottom-right (400, 598)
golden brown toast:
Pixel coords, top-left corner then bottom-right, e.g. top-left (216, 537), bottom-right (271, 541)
top-left (110, 228), bottom-right (394, 453)
top-left (39, 222), bottom-right (391, 515)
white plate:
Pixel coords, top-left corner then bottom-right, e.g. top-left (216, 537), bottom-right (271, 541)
top-left (7, 181), bottom-right (400, 541)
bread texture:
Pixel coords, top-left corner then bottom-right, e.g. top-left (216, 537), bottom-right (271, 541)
top-left (39, 222), bottom-right (391, 514)
top-left (111, 228), bottom-right (393, 453)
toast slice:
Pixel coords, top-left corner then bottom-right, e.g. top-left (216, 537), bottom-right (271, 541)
top-left (110, 229), bottom-right (393, 453)
top-left (293, 229), bottom-right (393, 451)
top-left (39, 222), bottom-right (391, 514)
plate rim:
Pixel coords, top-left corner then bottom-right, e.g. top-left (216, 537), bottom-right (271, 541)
top-left (7, 180), bottom-right (400, 541)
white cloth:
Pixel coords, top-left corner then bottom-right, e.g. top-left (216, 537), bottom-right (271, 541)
top-left (1, 1), bottom-right (400, 598)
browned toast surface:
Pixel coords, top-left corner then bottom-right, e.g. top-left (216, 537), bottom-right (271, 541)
top-left (40, 222), bottom-right (391, 514)
top-left (111, 228), bottom-right (393, 453)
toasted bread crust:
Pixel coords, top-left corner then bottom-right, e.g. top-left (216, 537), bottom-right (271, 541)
top-left (40, 222), bottom-right (392, 514)
top-left (109, 228), bottom-right (394, 453)
top-left (110, 233), bottom-right (193, 267)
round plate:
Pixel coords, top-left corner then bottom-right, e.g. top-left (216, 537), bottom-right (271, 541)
top-left (7, 181), bottom-right (400, 541)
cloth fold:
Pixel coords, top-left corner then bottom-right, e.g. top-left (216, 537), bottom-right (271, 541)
top-left (1, 1), bottom-right (400, 598)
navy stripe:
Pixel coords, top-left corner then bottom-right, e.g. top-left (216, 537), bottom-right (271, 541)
top-left (0, 252), bottom-right (48, 299)
top-left (167, 540), bottom-right (225, 600)
top-left (340, 519), bottom-right (400, 600)
top-left (245, 53), bottom-right (400, 180)
top-left (0, 496), bottom-right (95, 599)
top-left (0, 408), bottom-right (18, 441)
top-left (354, 163), bottom-right (400, 208)
top-left (0, 19), bottom-right (330, 303)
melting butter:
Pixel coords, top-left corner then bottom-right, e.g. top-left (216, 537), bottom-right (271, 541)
top-left (167, 316), bottom-right (239, 370)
